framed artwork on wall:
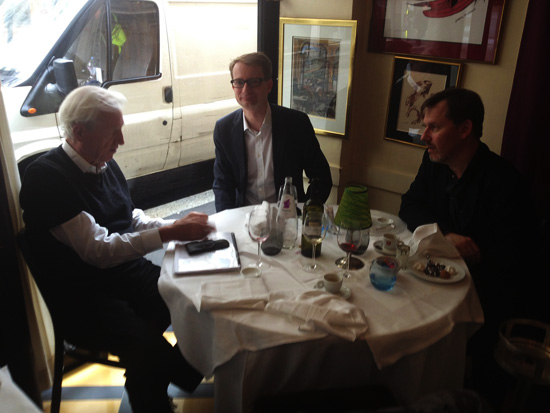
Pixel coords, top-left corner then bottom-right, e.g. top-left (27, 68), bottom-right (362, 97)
top-left (385, 56), bottom-right (462, 147)
top-left (278, 18), bottom-right (357, 137)
top-left (369, 0), bottom-right (505, 64)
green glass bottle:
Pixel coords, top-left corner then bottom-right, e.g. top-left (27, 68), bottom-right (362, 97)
top-left (301, 178), bottom-right (324, 258)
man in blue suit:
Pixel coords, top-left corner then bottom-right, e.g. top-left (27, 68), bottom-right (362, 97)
top-left (213, 52), bottom-right (332, 212)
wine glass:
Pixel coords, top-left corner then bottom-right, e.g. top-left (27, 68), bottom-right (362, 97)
top-left (248, 208), bottom-right (270, 271)
top-left (335, 229), bottom-right (370, 270)
top-left (302, 210), bottom-right (329, 273)
top-left (337, 221), bottom-right (362, 278)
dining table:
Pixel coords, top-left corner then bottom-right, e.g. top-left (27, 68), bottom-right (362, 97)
top-left (158, 205), bottom-right (484, 412)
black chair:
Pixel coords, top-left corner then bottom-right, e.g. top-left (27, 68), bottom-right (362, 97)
top-left (16, 230), bottom-right (125, 413)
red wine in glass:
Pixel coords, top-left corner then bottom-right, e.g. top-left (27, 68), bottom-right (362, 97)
top-left (337, 224), bottom-right (362, 278)
top-left (339, 242), bottom-right (359, 253)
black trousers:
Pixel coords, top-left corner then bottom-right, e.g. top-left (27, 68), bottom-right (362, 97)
top-left (51, 259), bottom-right (202, 412)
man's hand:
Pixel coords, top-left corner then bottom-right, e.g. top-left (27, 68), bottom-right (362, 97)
top-left (444, 233), bottom-right (481, 264)
top-left (159, 212), bottom-right (215, 243)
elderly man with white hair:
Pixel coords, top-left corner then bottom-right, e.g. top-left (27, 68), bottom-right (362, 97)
top-left (19, 86), bottom-right (213, 412)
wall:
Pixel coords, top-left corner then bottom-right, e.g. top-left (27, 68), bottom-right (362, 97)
top-left (343, 1), bottom-right (528, 214)
top-left (281, 0), bottom-right (528, 214)
top-left (280, 0), bottom-right (354, 205)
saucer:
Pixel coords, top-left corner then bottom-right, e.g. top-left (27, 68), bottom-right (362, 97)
top-left (373, 240), bottom-right (396, 256)
top-left (375, 217), bottom-right (394, 227)
top-left (241, 266), bottom-right (261, 278)
top-left (313, 283), bottom-right (352, 300)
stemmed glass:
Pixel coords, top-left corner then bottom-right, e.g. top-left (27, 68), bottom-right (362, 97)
top-left (302, 210), bottom-right (329, 273)
top-left (337, 221), bottom-right (362, 278)
top-left (248, 207), bottom-right (271, 271)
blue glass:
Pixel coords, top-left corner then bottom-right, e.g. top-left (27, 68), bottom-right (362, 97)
top-left (370, 256), bottom-right (399, 291)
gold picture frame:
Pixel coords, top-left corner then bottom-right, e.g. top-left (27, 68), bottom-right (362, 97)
top-left (278, 18), bottom-right (357, 137)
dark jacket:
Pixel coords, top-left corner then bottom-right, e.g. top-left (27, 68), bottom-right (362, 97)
top-left (212, 103), bottom-right (332, 212)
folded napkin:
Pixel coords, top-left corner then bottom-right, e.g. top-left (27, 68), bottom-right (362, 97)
top-left (409, 223), bottom-right (460, 258)
top-left (0, 366), bottom-right (42, 412)
top-left (245, 201), bottom-right (271, 227)
top-left (197, 277), bottom-right (269, 311)
top-left (265, 290), bottom-right (368, 341)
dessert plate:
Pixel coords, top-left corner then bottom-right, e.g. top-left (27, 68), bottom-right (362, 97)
top-left (407, 258), bottom-right (465, 284)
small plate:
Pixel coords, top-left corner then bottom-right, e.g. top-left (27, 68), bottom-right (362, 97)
top-left (407, 258), bottom-right (466, 284)
top-left (313, 283), bottom-right (352, 300)
top-left (373, 240), bottom-right (396, 256)
top-left (241, 266), bottom-right (261, 278)
top-left (375, 217), bottom-right (394, 226)
top-left (370, 211), bottom-right (407, 237)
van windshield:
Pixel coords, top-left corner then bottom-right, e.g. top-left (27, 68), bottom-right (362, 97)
top-left (0, 0), bottom-right (88, 87)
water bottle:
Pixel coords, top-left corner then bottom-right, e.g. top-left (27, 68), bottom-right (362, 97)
top-left (277, 177), bottom-right (298, 249)
top-left (87, 56), bottom-right (96, 80)
top-left (301, 178), bottom-right (324, 258)
top-left (278, 178), bottom-right (297, 208)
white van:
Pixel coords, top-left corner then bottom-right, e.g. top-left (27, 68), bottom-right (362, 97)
top-left (1, 0), bottom-right (257, 206)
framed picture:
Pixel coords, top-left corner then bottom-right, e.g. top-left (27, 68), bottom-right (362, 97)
top-left (278, 18), bottom-right (357, 137)
top-left (369, 0), bottom-right (505, 63)
top-left (385, 56), bottom-right (462, 147)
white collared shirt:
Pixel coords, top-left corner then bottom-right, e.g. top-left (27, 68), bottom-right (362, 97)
top-left (63, 140), bottom-right (108, 174)
top-left (48, 141), bottom-right (169, 268)
top-left (243, 106), bottom-right (277, 205)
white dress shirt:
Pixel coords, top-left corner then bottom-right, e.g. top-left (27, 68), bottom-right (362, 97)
top-left (243, 106), bottom-right (277, 205)
top-left (50, 141), bottom-right (173, 269)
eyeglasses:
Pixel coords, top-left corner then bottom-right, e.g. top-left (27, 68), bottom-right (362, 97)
top-left (230, 78), bottom-right (265, 88)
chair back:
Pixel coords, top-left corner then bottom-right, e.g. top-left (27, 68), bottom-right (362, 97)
top-left (16, 229), bottom-right (124, 413)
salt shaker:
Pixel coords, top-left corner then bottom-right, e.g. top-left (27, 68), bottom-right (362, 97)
top-left (396, 243), bottom-right (410, 269)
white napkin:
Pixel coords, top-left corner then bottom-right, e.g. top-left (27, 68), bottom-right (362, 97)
top-left (197, 277), bottom-right (269, 311)
top-left (0, 366), bottom-right (42, 412)
top-left (409, 223), bottom-right (460, 258)
top-left (265, 290), bottom-right (369, 341)
top-left (245, 201), bottom-right (271, 227)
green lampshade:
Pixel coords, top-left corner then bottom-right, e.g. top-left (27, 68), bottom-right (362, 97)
top-left (334, 185), bottom-right (372, 229)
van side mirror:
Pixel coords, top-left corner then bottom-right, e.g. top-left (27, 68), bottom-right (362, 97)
top-left (53, 58), bottom-right (78, 96)
top-left (20, 58), bottom-right (78, 117)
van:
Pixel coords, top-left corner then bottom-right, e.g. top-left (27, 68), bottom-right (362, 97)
top-left (1, 0), bottom-right (257, 207)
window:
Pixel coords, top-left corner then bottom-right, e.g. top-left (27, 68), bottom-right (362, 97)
top-left (65, 0), bottom-right (160, 86)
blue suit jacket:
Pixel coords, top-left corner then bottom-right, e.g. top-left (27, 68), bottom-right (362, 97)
top-left (213, 104), bottom-right (332, 212)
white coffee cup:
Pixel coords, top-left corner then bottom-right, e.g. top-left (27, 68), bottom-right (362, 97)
top-left (382, 233), bottom-right (398, 254)
top-left (323, 273), bottom-right (343, 294)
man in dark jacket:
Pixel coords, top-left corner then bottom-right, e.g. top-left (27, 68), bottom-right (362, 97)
top-left (399, 88), bottom-right (540, 409)
top-left (213, 52), bottom-right (332, 212)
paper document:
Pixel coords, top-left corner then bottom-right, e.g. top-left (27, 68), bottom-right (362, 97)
top-left (174, 232), bottom-right (241, 275)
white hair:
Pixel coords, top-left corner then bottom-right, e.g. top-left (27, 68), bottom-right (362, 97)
top-left (59, 86), bottom-right (127, 139)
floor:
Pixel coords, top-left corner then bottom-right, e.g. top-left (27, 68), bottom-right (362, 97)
top-left (41, 191), bottom-right (217, 413)
top-left (41, 331), bottom-right (215, 413)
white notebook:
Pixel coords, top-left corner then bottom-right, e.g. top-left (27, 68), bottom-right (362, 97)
top-left (173, 232), bottom-right (241, 275)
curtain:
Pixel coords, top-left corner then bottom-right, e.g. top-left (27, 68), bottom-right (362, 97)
top-left (501, 0), bottom-right (550, 219)
top-left (0, 85), bottom-right (54, 392)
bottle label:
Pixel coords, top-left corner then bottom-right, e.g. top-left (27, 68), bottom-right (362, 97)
top-left (279, 194), bottom-right (295, 217)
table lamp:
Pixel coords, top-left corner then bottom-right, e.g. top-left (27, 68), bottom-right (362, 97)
top-left (334, 184), bottom-right (372, 229)
top-left (334, 184), bottom-right (372, 269)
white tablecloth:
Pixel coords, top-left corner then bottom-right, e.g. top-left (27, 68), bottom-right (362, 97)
top-left (158, 206), bottom-right (484, 412)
